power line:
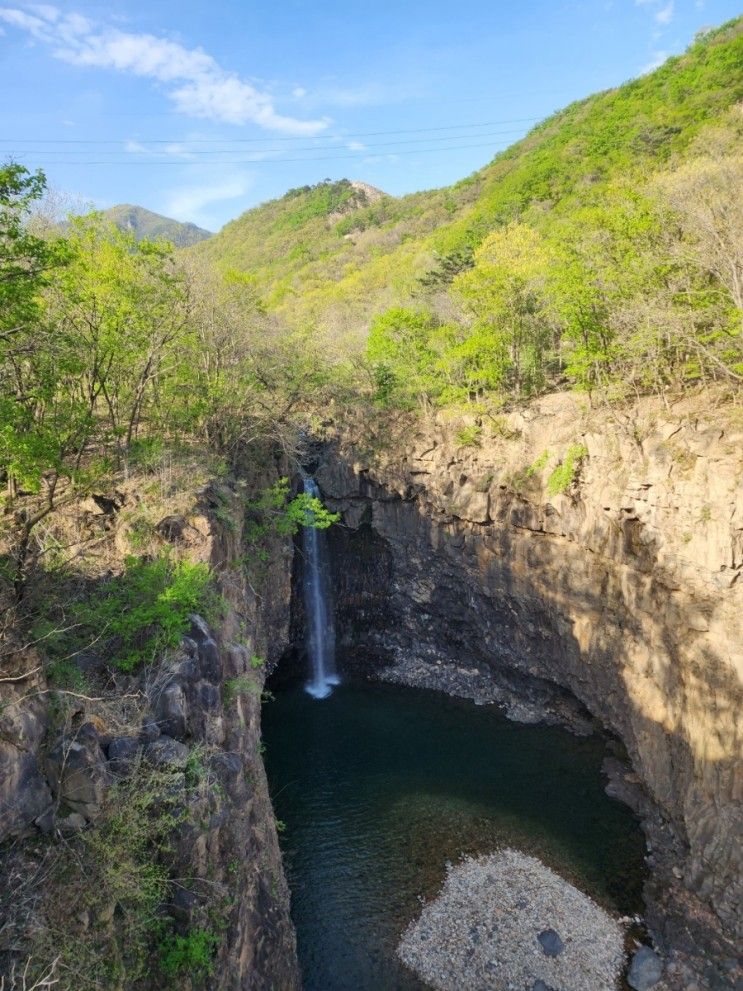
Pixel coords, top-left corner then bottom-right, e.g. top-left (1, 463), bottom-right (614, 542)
top-left (12, 139), bottom-right (517, 167)
top-left (5, 127), bottom-right (533, 158)
top-left (0, 116), bottom-right (543, 146)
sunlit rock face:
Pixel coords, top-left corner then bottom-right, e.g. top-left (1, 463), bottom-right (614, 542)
top-left (314, 391), bottom-right (742, 983)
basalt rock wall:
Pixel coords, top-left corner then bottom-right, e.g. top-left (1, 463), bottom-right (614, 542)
top-left (314, 392), bottom-right (742, 983)
top-left (0, 463), bottom-right (300, 991)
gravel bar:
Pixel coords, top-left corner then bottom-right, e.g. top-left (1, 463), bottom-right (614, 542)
top-left (398, 848), bottom-right (626, 991)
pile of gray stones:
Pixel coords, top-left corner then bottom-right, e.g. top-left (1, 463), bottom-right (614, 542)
top-left (398, 849), bottom-right (662, 991)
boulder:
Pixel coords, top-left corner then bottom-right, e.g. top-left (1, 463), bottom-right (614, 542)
top-left (107, 736), bottom-right (140, 775)
top-left (46, 730), bottom-right (109, 820)
top-left (145, 736), bottom-right (189, 769)
top-left (0, 690), bottom-right (52, 841)
top-left (627, 947), bottom-right (664, 990)
top-left (158, 680), bottom-right (188, 739)
top-left (156, 515), bottom-right (203, 547)
top-left (140, 719), bottom-right (161, 743)
top-left (57, 812), bottom-right (88, 833)
top-left (537, 928), bottom-right (565, 957)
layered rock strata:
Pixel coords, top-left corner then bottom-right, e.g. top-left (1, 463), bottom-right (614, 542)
top-left (314, 392), bottom-right (742, 988)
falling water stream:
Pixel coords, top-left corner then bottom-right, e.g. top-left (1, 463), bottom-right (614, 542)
top-left (272, 482), bottom-right (646, 988)
top-left (302, 476), bottom-right (340, 699)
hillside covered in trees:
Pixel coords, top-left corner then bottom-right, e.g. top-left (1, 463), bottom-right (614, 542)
top-left (192, 17), bottom-right (743, 403)
top-left (102, 205), bottom-right (212, 247)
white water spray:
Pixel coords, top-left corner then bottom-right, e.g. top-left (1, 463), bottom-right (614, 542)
top-left (302, 477), bottom-right (339, 699)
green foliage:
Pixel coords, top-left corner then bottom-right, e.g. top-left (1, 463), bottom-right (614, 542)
top-left (189, 20), bottom-right (743, 403)
top-left (184, 748), bottom-right (207, 789)
top-left (250, 653), bottom-right (265, 668)
top-left (24, 762), bottom-right (180, 990)
top-left (70, 556), bottom-right (213, 672)
top-left (158, 927), bottom-right (219, 980)
top-left (366, 307), bottom-right (460, 407)
top-left (547, 444), bottom-right (589, 496)
top-left (245, 477), bottom-right (339, 544)
top-left (455, 425), bottom-right (483, 448)
top-left (192, 20), bottom-right (743, 372)
top-left (525, 450), bottom-right (550, 477)
top-left (45, 658), bottom-right (89, 692)
top-left (277, 179), bottom-right (359, 229)
top-left (223, 675), bottom-right (259, 706)
top-left (0, 164), bottom-right (73, 497)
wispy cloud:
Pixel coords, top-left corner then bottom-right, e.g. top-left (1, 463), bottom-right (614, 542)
top-left (362, 153), bottom-right (399, 166)
top-left (122, 139), bottom-right (193, 160)
top-left (163, 171), bottom-right (253, 226)
top-left (640, 50), bottom-right (669, 73)
top-left (298, 80), bottom-right (420, 110)
top-left (655, 1), bottom-right (674, 25)
top-left (0, 5), bottom-right (330, 136)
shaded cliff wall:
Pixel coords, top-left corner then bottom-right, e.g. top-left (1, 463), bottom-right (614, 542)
top-left (0, 463), bottom-right (300, 991)
top-left (314, 392), bottom-right (742, 963)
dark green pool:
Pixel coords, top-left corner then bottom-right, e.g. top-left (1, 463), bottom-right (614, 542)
top-left (263, 679), bottom-right (646, 991)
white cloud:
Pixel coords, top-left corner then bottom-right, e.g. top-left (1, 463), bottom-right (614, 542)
top-left (164, 171), bottom-right (252, 226)
top-left (640, 50), bottom-right (669, 73)
top-left (292, 86), bottom-right (307, 99)
top-left (0, 7), bottom-right (48, 34)
top-left (655, 1), bottom-right (674, 24)
top-left (0, 5), bottom-right (329, 136)
top-left (28, 4), bottom-right (59, 21)
top-left (123, 138), bottom-right (198, 160)
top-left (362, 153), bottom-right (399, 165)
top-left (346, 140), bottom-right (366, 151)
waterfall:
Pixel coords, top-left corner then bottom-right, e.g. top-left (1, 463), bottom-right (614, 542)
top-left (302, 477), bottom-right (339, 699)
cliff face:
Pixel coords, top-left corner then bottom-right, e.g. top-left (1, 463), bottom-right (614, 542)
top-left (0, 473), bottom-right (299, 990)
top-left (315, 391), bottom-right (742, 986)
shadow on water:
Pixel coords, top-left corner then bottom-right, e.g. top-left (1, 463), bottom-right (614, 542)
top-left (263, 677), bottom-right (647, 991)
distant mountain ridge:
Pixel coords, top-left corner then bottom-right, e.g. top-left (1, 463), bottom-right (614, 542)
top-left (190, 18), bottom-right (743, 342)
top-left (102, 204), bottom-right (212, 247)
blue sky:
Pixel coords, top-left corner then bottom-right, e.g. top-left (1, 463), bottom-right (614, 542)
top-left (0, 1), bottom-right (740, 230)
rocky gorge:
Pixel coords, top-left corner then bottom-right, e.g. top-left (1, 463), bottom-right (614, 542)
top-left (1, 389), bottom-right (741, 991)
top-left (310, 391), bottom-right (742, 990)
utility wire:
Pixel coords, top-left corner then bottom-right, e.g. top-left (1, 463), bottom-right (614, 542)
top-left (14, 139), bottom-right (518, 166)
top-left (0, 116), bottom-right (545, 146)
top-left (7, 127), bottom-right (533, 158)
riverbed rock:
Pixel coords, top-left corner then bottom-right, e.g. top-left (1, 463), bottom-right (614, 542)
top-left (627, 946), bottom-right (664, 990)
top-left (537, 929), bottom-right (565, 957)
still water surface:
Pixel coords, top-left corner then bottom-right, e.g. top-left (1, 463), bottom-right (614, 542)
top-left (263, 679), bottom-right (646, 991)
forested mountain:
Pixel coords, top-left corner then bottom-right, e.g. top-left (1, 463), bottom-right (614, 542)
top-left (192, 18), bottom-right (743, 398)
top-left (103, 204), bottom-right (212, 246)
